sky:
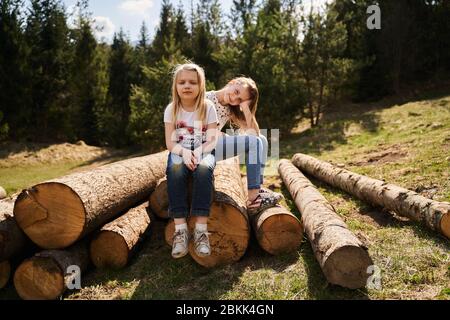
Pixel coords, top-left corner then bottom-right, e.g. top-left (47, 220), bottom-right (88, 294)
top-left (26, 0), bottom-right (332, 43)
top-left (62, 0), bottom-right (235, 43)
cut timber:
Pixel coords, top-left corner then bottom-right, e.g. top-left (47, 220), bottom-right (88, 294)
top-left (14, 151), bottom-right (168, 249)
top-left (150, 178), bottom-right (169, 219)
top-left (291, 153), bottom-right (450, 239)
top-left (165, 157), bottom-right (249, 268)
top-left (14, 241), bottom-right (89, 300)
top-left (252, 204), bottom-right (304, 255)
top-left (279, 159), bottom-right (373, 289)
top-left (90, 202), bottom-right (151, 269)
top-left (0, 196), bottom-right (28, 261)
top-left (0, 260), bottom-right (10, 289)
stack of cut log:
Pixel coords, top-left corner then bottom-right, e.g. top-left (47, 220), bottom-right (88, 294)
top-left (4, 148), bottom-right (444, 298)
top-left (3, 151), bottom-right (168, 299)
top-left (157, 159), bottom-right (304, 266)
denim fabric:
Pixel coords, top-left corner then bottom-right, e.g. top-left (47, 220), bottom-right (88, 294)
top-left (166, 152), bottom-right (216, 219)
top-left (215, 134), bottom-right (268, 190)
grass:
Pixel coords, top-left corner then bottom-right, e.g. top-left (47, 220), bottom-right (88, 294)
top-left (0, 93), bottom-right (449, 300)
top-left (0, 162), bottom-right (85, 195)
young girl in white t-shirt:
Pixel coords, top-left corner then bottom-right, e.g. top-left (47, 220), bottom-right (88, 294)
top-left (164, 63), bottom-right (219, 259)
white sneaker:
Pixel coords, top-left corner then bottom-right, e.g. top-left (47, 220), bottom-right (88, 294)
top-left (172, 229), bottom-right (189, 259)
top-left (193, 230), bottom-right (211, 257)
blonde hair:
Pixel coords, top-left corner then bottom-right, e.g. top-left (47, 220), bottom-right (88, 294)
top-left (227, 77), bottom-right (260, 132)
top-left (171, 63), bottom-right (207, 125)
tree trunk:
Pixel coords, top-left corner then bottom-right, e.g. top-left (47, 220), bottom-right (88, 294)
top-left (291, 153), bottom-right (450, 239)
top-left (0, 260), bottom-right (10, 289)
top-left (14, 151), bottom-right (168, 249)
top-left (165, 157), bottom-right (250, 268)
top-left (279, 159), bottom-right (373, 289)
top-left (90, 202), bottom-right (152, 269)
top-left (0, 196), bottom-right (28, 261)
top-left (14, 241), bottom-right (89, 300)
top-left (251, 204), bottom-right (304, 255)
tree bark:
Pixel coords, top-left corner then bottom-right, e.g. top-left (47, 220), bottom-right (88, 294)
top-left (291, 153), bottom-right (450, 239)
top-left (14, 151), bottom-right (168, 249)
top-left (165, 157), bottom-right (250, 268)
top-left (251, 204), bottom-right (304, 255)
top-left (149, 178), bottom-right (170, 219)
top-left (0, 196), bottom-right (28, 261)
top-left (0, 260), bottom-right (10, 289)
top-left (90, 202), bottom-right (152, 269)
top-left (279, 159), bottom-right (373, 289)
top-left (13, 240), bottom-right (89, 300)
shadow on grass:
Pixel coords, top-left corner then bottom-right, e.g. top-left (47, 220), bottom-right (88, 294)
top-left (279, 181), bottom-right (370, 300)
top-left (70, 216), bottom-right (300, 300)
top-left (280, 107), bottom-right (382, 159)
top-left (300, 244), bottom-right (370, 300)
top-left (279, 88), bottom-right (450, 160)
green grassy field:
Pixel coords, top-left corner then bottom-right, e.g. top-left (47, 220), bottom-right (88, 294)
top-left (1, 93), bottom-right (449, 300)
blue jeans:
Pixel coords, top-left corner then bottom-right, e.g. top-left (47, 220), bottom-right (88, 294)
top-left (166, 152), bottom-right (216, 219)
top-left (215, 134), bottom-right (268, 190)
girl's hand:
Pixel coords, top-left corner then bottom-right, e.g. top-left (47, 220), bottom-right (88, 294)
top-left (240, 100), bottom-right (251, 112)
top-left (193, 148), bottom-right (203, 166)
top-left (182, 149), bottom-right (196, 171)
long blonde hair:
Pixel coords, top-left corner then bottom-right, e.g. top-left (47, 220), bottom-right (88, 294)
top-left (227, 77), bottom-right (260, 132)
top-left (171, 63), bottom-right (207, 125)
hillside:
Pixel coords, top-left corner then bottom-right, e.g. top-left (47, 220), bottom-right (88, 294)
top-left (0, 94), bottom-right (449, 300)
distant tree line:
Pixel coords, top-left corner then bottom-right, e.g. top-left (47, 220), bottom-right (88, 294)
top-left (1, 0), bottom-right (449, 149)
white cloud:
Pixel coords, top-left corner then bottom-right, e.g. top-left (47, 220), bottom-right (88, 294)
top-left (118, 0), bottom-right (154, 17)
top-left (93, 16), bottom-right (116, 43)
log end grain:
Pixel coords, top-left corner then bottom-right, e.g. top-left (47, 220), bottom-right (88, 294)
top-left (0, 260), bottom-right (11, 289)
top-left (188, 202), bottom-right (249, 268)
top-left (90, 231), bottom-right (129, 269)
top-left (165, 202), bottom-right (250, 268)
top-left (149, 179), bottom-right (169, 219)
top-left (323, 245), bottom-right (373, 290)
top-left (14, 183), bottom-right (85, 249)
top-left (255, 208), bottom-right (304, 255)
top-left (440, 211), bottom-right (450, 239)
top-left (14, 257), bottom-right (64, 300)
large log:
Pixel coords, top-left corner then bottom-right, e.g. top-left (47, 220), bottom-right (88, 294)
top-left (0, 260), bottom-right (10, 289)
top-left (291, 153), bottom-right (450, 239)
top-left (279, 159), bottom-right (373, 289)
top-left (90, 202), bottom-right (152, 269)
top-left (165, 157), bottom-right (249, 268)
top-left (14, 151), bottom-right (168, 249)
top-left (14, 241), bottom-right (89, 300)
top-left (149, 178), bottom-right (170, 219)
top-left (0, 196), bottom-right (28, 261)
top-left (251, 204), bottom-right (304, 255)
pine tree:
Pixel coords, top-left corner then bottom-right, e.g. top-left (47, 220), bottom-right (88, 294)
top-left (69, 0), bottom-right (106, 144)
top-left (151, 0), bottom-right (176, 61)
top-left (25, 0), bottom-right (72, 141)
top-left (104, 29), bottom-right (133, 147)
top-left (174, 2), bottom-right (191, 58)
top-left (0, 0), bottom-right (30, 140)
top-left (230, 0), bottom-right (257, 34)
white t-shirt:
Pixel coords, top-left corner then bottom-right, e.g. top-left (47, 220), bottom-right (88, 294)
top-left (206, 91), bottom-right (231, 131)
top-left (164, 101), bottom-right (218, 149)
